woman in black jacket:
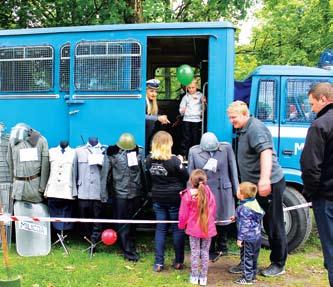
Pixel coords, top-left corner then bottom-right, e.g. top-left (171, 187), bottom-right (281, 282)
top-left (146, 131), bottom-right (188, 272)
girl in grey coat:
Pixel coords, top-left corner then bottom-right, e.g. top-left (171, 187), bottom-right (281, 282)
top-left (188, 132), bottom-right (239, 260)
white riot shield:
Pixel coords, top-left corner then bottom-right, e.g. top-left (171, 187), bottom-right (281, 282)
top-left (14, 201), bottom-right (51, 256)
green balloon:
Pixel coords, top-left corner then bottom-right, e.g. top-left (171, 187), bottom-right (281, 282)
top-left (176, 65), bottom-right (194, 86)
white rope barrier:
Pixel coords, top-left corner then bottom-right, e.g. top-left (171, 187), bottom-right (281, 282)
top-left (0, 202), bottom-right (312, 225)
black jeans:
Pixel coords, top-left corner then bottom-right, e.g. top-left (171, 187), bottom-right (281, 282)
top-left (312, 198), bottom-right (333, 286)
top-left (113, 197), bottom-right (141, 258)
top-left (256, 177), bottom-right (288, 267)
top-left (210, 225), bottom-right (229, 254)
top-left (78, 199), bottom-right (103, 243)
top-left (180, 121), bottom-right (201, 157)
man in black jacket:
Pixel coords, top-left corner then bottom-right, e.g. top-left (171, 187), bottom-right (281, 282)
top-left (301, 82), bottom-right (333, 287)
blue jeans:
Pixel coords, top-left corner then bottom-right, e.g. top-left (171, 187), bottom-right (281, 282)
top-left (312, 198), bottom-right (333, 287)
top-left (153, 202), bottom-right (185, 266)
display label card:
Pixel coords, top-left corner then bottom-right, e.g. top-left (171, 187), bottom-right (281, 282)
top-left (88, 154), bottom-right (104, 166)
top-left (20, 148), bottom-right (38, 162)
top-left (203, 158), bottom-right (218, 172)
top-left (127, 151), bottom-right (138, 167)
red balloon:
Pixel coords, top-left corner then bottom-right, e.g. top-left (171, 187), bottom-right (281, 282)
top-left (101, 229), bottom-right (117, 245)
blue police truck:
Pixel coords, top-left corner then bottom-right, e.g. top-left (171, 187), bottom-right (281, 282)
top-left (0, 21), bottom-right (332, 251)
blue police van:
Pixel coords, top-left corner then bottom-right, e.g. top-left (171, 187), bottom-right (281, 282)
top-left (0, 21), bottom-right (332, 251)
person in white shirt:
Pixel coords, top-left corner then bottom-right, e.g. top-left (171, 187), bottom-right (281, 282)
top-left (179, 79), bottom-right (206, 158)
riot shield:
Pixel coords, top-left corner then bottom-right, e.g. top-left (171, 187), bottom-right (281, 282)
top-left (14, 201), bottom-right (51, 256)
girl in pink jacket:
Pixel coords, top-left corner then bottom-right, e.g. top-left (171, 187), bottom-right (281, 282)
top-left (179, 169), bottom-right (217, 286)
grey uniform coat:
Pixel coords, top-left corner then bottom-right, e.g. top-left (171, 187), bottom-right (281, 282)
top-left (188, 142), bottom-right (238, 225)
top-left (76, 144), bottom-right (105, 201)
top-left (7, 133), bottom-right (50, 203)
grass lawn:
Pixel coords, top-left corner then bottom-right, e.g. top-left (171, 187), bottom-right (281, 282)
top-left (0, 228), bottom-right (329, 287)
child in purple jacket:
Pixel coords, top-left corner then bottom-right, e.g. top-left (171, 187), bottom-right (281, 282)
top-left (179, 169), bottom-right (217, 286)
top-left (232, 182), bottom-right (265, 285)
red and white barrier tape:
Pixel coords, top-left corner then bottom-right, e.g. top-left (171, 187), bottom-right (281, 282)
top-left (0, 202), bottom-right (312, 224)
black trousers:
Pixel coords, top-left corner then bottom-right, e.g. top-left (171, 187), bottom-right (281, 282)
top-left (113, 197), bottom-right (141, 259)
top-left (241, 238), bottom-right (261, 281)
top-left (256, 177), bottom-right (288, 267)
top-left (78, 199), bottom-right (104, 243)
top-left (180, 121), bottom-right (202, 158)
top-left (210, 224), bottom-right (229, 254)
top-left (48, 198), bottom-right (74, 231)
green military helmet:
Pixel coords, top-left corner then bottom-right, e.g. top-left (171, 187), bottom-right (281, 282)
top-left (116, 133), bottom-right (136, 150)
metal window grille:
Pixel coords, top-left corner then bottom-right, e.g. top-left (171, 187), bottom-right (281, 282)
top-left (286, 80), bottom-right (322, 123)
top-left (74, 40), bottom-right (141, 92)
top-left (0, 46), bottom-right (53, 92)
top-left (60, 44), bottom-right (70, 91)
top-left (256, 80), bottom-right (275, 121)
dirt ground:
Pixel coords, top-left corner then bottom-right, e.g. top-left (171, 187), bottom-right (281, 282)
top-left (185, 253), bottom-right (328, 287)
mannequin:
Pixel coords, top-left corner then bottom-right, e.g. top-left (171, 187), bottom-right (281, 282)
top-left (188, 132), bottom-right (239, 261)
top-left (60, 140), bottom-right (69, 149)
top-left (7, 123), bottom-right (50, 203)
top-left (76, 136), bottom-right (105, 250)
top-left (88, 137), bottom-right (98, 147)
top-left (45, 140), bottom-right (77, 253)
top-left (101, 133), bottom-right (145, 261)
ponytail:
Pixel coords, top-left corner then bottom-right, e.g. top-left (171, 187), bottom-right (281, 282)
top-left (190, 169), bottom-right (209, 235)
top-left (197, 181), bottom-right (209, 236)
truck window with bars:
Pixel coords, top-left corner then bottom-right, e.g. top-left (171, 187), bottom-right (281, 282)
top-left (0, 46), bottom-right (53, 92)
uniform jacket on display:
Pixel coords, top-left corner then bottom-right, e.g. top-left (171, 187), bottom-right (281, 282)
top-left (45, 146), bottom-right (77, 200)
top-left (7, 131), bottom-right (50, 203)
top-left (188, 142), bottom-right (239, 225)
top-left (100, 145), bottom-right (146, 201)
top-left (76, 143), bottom-right (105, 201)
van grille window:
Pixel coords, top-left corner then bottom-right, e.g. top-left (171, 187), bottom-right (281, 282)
top-left (256, 80), bottom-right (275, 121)
top-left (286, 80), bottom-right (322, 123)
top-left (60, 44), bottom-right (70, 91)
top-left (74, 41), bottom-right (141, 92)
top-left (0, 46), bottom-right (53, 92)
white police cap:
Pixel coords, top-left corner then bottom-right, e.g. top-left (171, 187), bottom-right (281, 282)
top-left (146, 79), bottom-right (160, 90)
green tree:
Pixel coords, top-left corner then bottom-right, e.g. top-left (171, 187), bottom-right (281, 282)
top-left (143, 0), bottom-right (256, 23)
top-left (248, 0), bottom-right (333, 66)
top-left (0, 0), bottom-right (257, 29)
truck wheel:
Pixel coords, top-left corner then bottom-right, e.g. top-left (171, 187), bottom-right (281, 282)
top-left (261, 186), bottom-right (312, 252)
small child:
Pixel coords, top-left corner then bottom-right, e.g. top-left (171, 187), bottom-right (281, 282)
top-left (179, 79), bottom-right (206, 158)
top-left (179, 169), bottom-right (217, 286)
top-left (233, 182), bottom-right (264, 285)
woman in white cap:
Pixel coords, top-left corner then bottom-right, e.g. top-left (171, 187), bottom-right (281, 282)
top-left (145, 79), bottom-right (170, 153)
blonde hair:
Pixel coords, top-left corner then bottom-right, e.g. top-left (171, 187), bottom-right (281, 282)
top-left (239, 182), bottom-right (257, 198)
top-left (146, 95), bottom-right (158, 115)
top-left (150, 131), bottom-right (173, 160)
top-left (190, 169), bottom-right (209, 236)
top-left (308, 82), bottom-right (333, 101)
top-left (227, 100), bottom-right (249, 116)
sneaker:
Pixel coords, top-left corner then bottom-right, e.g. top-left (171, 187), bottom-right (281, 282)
top-left (228, 263), bottom-right (242, 274)
top-left (261, 264), bottom-right (285, 277)
top-left (189, 275), bottom-right (199, 284)
top-left (153, 264), bottom-right (164, 272)
top-left (199, 276), bottom-right (207, 286)
top-left (234, 277), bottom-right (253, 285)
top-left (172, 262), bottom-right (184, 270)
top-left (209, 251), bottom-right (222, 262)
top-left (124, 252), bottom-right (139, 262)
